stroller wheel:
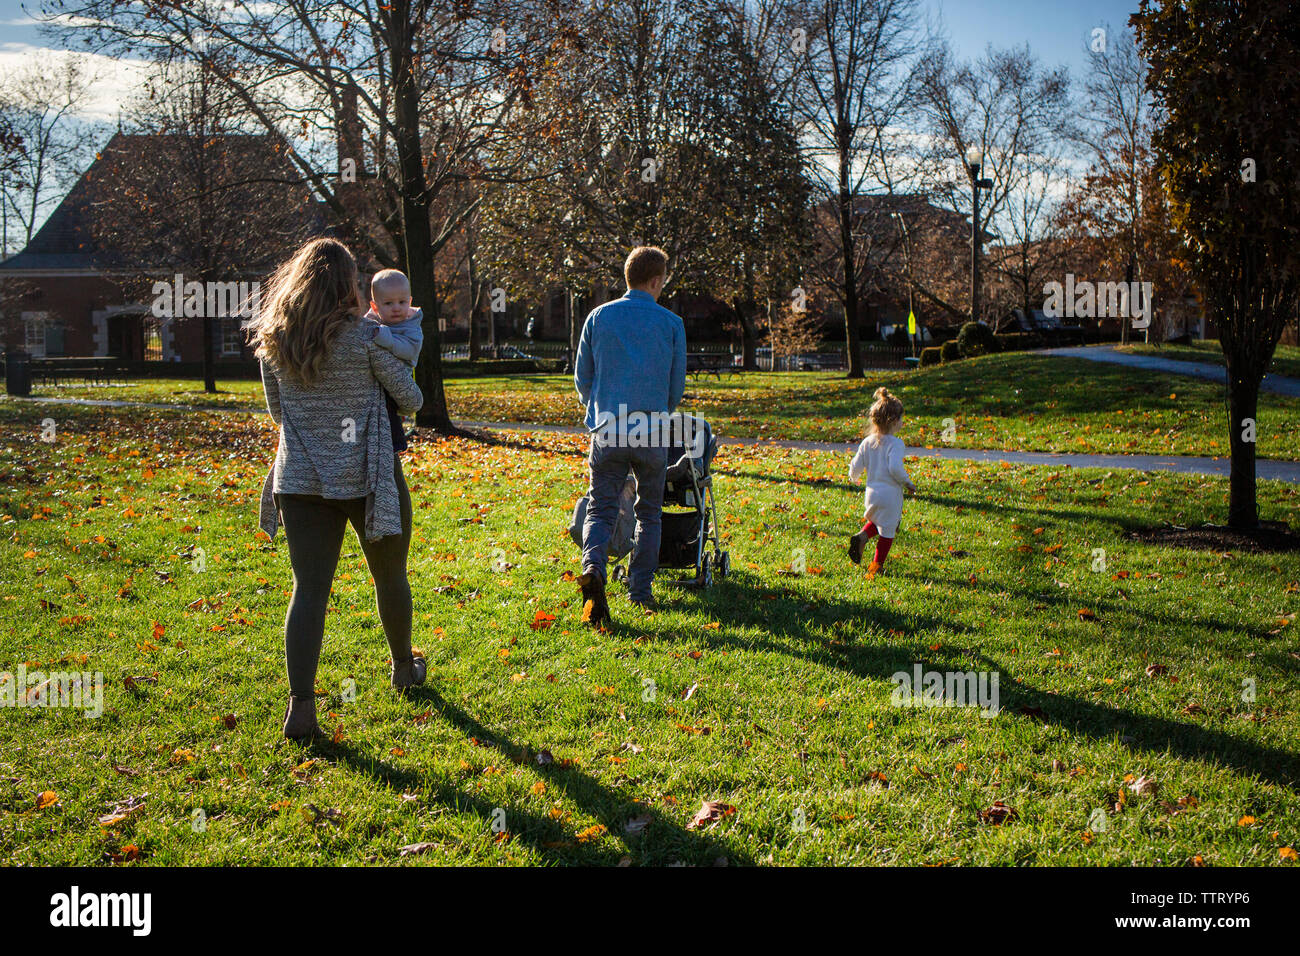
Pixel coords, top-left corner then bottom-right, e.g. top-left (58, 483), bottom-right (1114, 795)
top-left (718, 551), bottom-right (731, 578)
top-left (611, 564), bottom-right (627, 583)
top-left (697, 553), bottom-right (713, 588)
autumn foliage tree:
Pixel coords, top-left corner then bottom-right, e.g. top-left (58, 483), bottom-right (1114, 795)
top-left (1133, 0), bottom-right (1300, 530)
top-left (767, 302), bottom-right (823, 364)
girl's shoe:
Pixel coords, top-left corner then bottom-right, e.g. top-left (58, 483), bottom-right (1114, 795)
top-left (848, 534), bottom-right (864, 565)
top-left (283, 694), bottom-right (324, 742)
top-left (391, 654), bottom-right (428, 692)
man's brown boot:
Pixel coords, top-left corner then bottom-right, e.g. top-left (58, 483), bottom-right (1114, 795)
top-left (578, 572), bottom-right (611, 629)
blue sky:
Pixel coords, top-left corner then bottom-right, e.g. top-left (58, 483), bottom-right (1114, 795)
top-left (925, 0), bottom-right (1142, 74)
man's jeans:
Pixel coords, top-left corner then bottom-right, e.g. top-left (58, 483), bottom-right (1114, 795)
top-left (582, 439), bottom-right (667, 601)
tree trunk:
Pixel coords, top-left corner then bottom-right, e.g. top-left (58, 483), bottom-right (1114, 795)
top-left (1223, 309), bottom-right (1263, 530)
top-left (389, 15), bottom-right (453, 432)
top-left (468, 258), bottom-right (481, 363)
top-left (732, 300), bottom-right (759, 370)
top-left (570, 292), bottom-right (581, 356)
top-left (201, 315), bottom-right (216, 392)
top-left (415, 273), bottom-right (453, 432)
top-left (738, 261), bottom-right (759, 370)
top-left (838, 151), bottom-right (863, 379)
top-left (1226, 372), bottom-right (1259, 529)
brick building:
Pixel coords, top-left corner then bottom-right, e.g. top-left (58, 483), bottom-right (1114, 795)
top-left (0, 131), bottom-right (323, 367)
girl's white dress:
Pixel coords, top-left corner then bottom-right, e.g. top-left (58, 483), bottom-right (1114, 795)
top-left (848, 433), bottom-right (913, 538)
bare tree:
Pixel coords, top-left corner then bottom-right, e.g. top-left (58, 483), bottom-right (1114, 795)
top-left (1077, 23), bottom-right (1154, 345)
top-left (918, 42), bottom-right (1072, 327)
top-left (789, 0), bottom-right (921, 378)
top-left (0, 52), bottom-right (100, 256)
top-left (985, 144), bottom-right (1072, 328)
top-left (88, 58), bottom-right (317, 391)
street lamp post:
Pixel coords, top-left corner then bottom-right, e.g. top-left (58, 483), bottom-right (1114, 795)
top-left (564, 254), bottom-right (577, 371)
top-left (965, 146), bottom-right (994, 327)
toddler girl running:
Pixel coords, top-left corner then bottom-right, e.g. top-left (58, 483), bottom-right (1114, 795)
top-left (847, 387), bottom-right (916, 575)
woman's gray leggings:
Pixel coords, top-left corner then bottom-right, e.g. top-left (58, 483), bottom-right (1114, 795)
top-left (276, 461), bottom-right (413, 698)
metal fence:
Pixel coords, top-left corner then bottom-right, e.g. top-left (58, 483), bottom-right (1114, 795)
top-left (755, 344), bottom-right (910, 371)
top-left (441, 340), bottom-right (572, 361)
top-left (439, 340), bottom-right (911, 371)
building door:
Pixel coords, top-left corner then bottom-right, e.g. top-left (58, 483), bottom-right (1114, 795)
top-left (107, 312), bottom-right (147, 361)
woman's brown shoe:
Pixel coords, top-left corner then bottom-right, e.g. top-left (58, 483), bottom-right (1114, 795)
top-left (283, 694), bottom-right (324, 742)
top-left (391, 654), bottom-right (427, 692)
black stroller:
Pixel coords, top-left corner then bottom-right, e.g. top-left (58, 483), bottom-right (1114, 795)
top-left (568, 413), bottom-right (730, 587)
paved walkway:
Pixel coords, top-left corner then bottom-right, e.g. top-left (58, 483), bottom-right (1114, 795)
top-left (1040, 345), bottom-right (1300, 397)
top-left (8, 396), bottom-right (1299, 484)
top-left (459, 421), bottom-right (1300, 484)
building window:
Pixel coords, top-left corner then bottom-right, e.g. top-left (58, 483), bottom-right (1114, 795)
top-left (23, 313), bottom-right (48, 357)
top-left (220, 318), bottom-right (245, 357)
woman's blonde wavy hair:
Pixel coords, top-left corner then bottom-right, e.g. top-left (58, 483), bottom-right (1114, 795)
top-left (248, 237), bottom-right (360, 385)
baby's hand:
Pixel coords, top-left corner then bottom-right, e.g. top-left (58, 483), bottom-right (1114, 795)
top-left (406, 305), bottom-right (420, 319)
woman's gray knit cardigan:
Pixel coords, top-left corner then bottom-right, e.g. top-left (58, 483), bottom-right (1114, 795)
top-left (257, 318), bottom-right (424, 541)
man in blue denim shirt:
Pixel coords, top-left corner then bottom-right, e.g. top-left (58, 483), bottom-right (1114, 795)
top-left (574, 246), bottom-right (686, 626)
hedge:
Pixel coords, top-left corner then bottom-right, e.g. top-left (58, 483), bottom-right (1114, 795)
top-left (957, 321), bottom-right (997, 357)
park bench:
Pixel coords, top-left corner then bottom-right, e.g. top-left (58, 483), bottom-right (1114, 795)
top-left (31, 357), bottom-right (125, 387)
top-left (687, 352), bottom-right (739, 379)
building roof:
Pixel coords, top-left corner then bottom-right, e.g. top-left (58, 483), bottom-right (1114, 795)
top-left (0, 131), bottom-right (326, 274)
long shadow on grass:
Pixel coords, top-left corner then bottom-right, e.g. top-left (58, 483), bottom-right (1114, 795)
top-left (912, 490), bottom-right (1154, 533)
top-left (327, 687), bottom-right (753, 866)
top-left (682, 574), bottom-right (1300, 791)
top-left (914, 571), bottom-right (1282, 647)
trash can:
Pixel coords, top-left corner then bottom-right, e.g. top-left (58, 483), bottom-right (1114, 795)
top-left (5, 350), bottom-right (32, 397)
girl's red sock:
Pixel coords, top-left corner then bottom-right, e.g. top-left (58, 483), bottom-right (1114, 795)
top-left (860, 521), bottom-right (879, 539)
top-left (873, 536), bottom-right (893, 566)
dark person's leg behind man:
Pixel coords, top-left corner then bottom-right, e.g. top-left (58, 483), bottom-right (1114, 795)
top-left (628, 445), bottom-right (668, 602)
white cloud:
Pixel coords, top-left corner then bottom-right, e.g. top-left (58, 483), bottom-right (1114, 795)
top-left (0, 44), bottom-right (152, 123)
top-left (0, 13), bottom-right (106, 28)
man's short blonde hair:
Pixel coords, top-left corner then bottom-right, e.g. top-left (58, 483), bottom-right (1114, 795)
top-left (370, 268), bottom-right (410, 299)
top-left (624, 246), bottom-right (669, 289)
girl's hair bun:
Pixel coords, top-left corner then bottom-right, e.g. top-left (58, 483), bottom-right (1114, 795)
top-left (869, 386), bottom-right (904, 430)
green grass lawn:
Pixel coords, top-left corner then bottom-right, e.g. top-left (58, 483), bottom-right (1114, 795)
top-left (442, 354), bottom-right (1300, 459)
top-left (27, 377), bottom-right (267, 410)
top-left (1, 402), bottom-right (1297, 865)
top-left (1117, 341), bottom-right (1300, 380)
top-left (26, 354), bottom-right (1300, 460)
top-left (32, 352), bottom-right (1296, 459)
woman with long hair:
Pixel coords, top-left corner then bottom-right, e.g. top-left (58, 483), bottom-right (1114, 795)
top-left (248, 237), bottom-right (426, 741)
